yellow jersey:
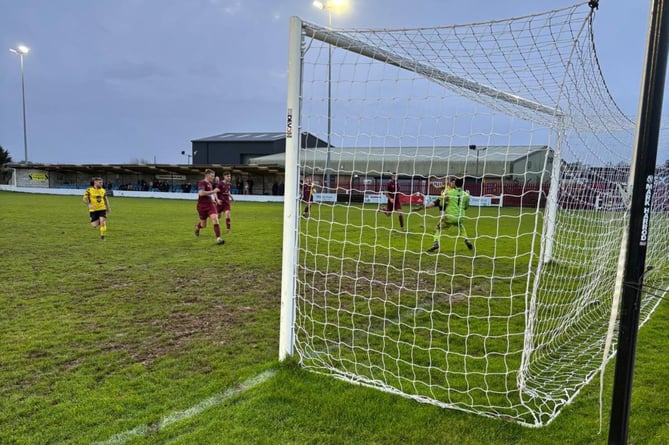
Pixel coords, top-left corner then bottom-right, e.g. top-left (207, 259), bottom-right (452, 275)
top-left (84, 187), bottom-right (108, 212)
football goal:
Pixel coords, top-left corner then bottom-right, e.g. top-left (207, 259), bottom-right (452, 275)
top-left (279, 2), bottom-right (669, 427)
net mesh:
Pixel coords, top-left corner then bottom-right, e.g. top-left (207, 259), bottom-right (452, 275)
top-left (288, 2), bottom-right (669, 426)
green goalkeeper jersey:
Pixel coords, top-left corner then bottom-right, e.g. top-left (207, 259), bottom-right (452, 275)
top-left (444, 187), bottom-right (470, 219)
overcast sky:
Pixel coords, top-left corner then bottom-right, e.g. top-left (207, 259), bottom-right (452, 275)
top-left (0, 0), bottom-right (651, 165)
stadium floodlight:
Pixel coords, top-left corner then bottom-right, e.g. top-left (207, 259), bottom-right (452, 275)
top-left (9, 44), bottom-right (30, 163)
top-left (180, 150), bottom-right (197, 164)
top-left (281, 4), bottom-right (668, 429)
top-left (468, 144), bottom-right (487, 182)
top-left (312, 0), bottom-right (348, 192)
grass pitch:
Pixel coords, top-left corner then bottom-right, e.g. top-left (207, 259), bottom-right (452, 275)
top-left (0, 191), bottom-right (667, 444)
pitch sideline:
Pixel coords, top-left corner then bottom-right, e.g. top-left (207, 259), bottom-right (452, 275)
top-left (92, 369), bottom-right (277, 445)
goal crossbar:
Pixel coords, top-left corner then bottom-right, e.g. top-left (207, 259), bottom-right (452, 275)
top-left (303, 21), bottom-right (562, 118)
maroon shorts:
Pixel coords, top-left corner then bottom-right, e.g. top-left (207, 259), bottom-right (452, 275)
top-left (197, 202), bottom-right (217, 220)
top-left (217, 201), bottom-right (231, 213)
top-left (386, 197), bottom-right (401, 212)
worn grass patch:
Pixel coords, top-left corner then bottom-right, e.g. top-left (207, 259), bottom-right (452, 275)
top-left (0, 190), bottom-right (667, 445)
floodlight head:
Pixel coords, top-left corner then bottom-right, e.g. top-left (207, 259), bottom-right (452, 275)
top-left (328, 0), bottom-right (347, 11)
top-left (313, 0), bottom-right (347, 12)
top-left (9, 45), bottom-right (30, 55)
top-left (469, 144), bottom-right (477, 150)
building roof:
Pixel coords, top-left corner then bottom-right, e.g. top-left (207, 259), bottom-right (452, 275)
top-left (249, 145), bottom-right (552, 176)
top-left (5, 163), bottom-right (284, 178)
top-left (191, 132), bottom-right (286, 142)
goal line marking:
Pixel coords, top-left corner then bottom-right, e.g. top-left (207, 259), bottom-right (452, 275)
top-left (92, 369), bottom-right (277, 445)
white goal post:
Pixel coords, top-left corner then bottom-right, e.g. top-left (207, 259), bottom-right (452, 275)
top-left (280, 4), bottom-right (669, 427)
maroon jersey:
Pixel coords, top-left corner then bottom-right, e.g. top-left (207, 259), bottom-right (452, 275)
top-left (215, 180), bottom-right (232, 204)
top-left (302, 181), bottom-right (315, 202)
top-left (385, 178), bottom-right (402, 211)
top-left (215, 180), bottom-right (232, 212)
top-left (196, 179), bottom-right (217, 217)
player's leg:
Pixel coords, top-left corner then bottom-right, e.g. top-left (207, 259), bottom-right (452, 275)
top-left (393, 199), bottom-right (404, 229)
top-left (378, 201), bottom-right (391, 216)
top-left (99, 215), bottom-right (107, 239)
top-left (209, 212), bottom-right (225, 245)
top-left (458, 220), bottom-right (473, 250)
top-left (225, 209), bottom-right (231, 232)
top-left (195, 206), bottom-right (209, 236)
top-left (195, 219), bottom-right (206, 237)
top-left (90, 211), bottom-right (100, 229)
top-left (427, 219), bottom-right (442, 252)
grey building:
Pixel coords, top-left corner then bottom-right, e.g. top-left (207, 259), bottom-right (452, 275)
top-left (191, 132), bottom-right (327, 164)
top-left (250, 145), bottom-right (554, 184)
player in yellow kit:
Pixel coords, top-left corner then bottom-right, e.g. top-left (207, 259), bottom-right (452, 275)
top-left (83, 177), bottom-right (111, 240)
top-left (423, 176), bottom-right (455, 217)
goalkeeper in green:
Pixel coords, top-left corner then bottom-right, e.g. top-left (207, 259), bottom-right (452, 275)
top-left (424, 177), bottom-right (473, 252)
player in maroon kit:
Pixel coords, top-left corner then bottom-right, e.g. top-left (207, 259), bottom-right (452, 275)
top-left (301, 175), bottom-right (317, 218)
top-left (215, 171), bottom-right (234, 233)
top-left (194, 169), bottom-right (225, 245)
top-left (378, 172), bottom-right (405, 230)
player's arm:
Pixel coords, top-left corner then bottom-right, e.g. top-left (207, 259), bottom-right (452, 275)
top-left (104, 194), bottom-right (111, 213)
top-left (83, 190), bottom-right (93, 209)
top-left (417, 197), bottom-right (435, 210)
top-left (198, 187), bottom-right (218, 197)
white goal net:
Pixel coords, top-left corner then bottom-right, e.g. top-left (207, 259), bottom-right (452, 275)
top-left (280, 2), bottom-right (669, 426)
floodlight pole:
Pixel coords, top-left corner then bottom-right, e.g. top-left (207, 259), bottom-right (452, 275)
top-left (10, 45), bottom-right (30, 163)
top-left (181, 150), bottom-right (192, 164)
top-left (608, 0), bottom-right (669, 443)
top-left (325, 9), bottom-right (333, 192)
top-left (313, 1), bottom-right (336, 192)
top-left (469, 144), bottom-right (487, 183)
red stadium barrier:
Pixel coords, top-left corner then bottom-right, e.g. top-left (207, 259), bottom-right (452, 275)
top-left (399, 193), bottom-right (425, 205)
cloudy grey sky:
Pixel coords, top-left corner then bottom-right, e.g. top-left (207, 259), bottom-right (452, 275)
top-left (1, 1), bottom-right (651, 164)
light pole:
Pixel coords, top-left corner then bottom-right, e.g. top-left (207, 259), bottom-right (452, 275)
top-left (313, 0), bottom-right (346, 192)
top-left (181, 150), bottom-right (192, 165)
top-left (468, 144), bottom-right (487, 182)
top-left (10, 45), bottom-right (30, 163)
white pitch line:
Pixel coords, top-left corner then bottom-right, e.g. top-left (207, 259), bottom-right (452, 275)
top-left (92, 369), bottom-right (277, 445)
